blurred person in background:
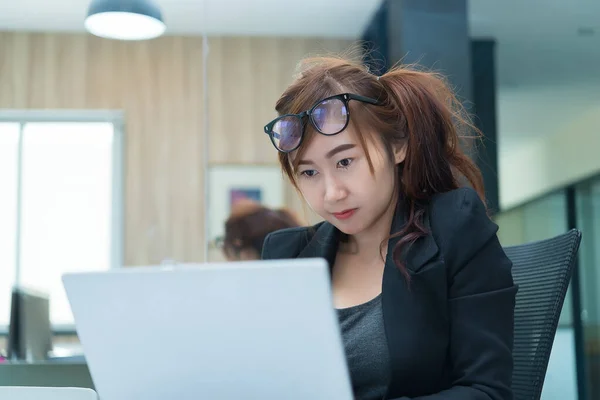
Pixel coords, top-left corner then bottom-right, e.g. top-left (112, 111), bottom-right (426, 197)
top-left (218, 199), bottom-right (302, 261)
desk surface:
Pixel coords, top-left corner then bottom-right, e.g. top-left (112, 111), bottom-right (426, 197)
top-left (0, 362), bottom-right (94, 389)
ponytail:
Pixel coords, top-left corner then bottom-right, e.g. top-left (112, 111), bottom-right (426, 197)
top-left (378, 68), bottom-right (485, 279)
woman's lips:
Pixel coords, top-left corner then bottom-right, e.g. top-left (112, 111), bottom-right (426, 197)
top-left (332, 208), bottom-right (357, 220)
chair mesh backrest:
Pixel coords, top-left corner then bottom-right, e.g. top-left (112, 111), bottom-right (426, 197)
top-left (503, 229), bottom-right (582, 400)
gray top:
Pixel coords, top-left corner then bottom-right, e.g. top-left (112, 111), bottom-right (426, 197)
top-left (337, 294), bottom-right (391, 400)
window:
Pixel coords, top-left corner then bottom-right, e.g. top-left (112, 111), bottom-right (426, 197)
top-left (0, 113), bottom-right (123, 330)
top-left (576, 179), bottom-right (600, 400)
top-left (0, 123), bottom-right (19, 327)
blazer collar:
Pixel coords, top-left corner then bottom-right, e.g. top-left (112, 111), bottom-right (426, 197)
top-left (297, 221), bottom-right (340, 269)
top-left (296, 200), bottom-right (439, 274)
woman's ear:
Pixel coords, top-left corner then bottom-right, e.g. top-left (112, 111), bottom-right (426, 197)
top-left (393, 140), bottom-right (407, 165)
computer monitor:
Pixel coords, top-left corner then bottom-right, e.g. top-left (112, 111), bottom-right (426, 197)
top-left (7, 286), bottom-right (53, 362)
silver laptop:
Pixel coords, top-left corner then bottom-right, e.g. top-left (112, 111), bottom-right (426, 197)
top-left (62, 258), bottom-right (353, 400)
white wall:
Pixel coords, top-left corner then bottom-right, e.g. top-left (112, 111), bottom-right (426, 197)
top-left (498, 82), bottom-right (600, 210)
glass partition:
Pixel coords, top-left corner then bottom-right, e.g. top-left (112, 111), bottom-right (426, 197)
top-left (575, 179), bottom-right (600, 399)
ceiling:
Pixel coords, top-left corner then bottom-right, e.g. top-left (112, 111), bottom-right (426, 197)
top-left (1, 0), bottom-right (598, 40)
top-left (0, 0), bottom-right (382, 38)
top-left (0, 0), bottom-right (598, 86)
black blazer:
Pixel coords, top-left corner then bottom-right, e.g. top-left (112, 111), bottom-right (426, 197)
top-left (261, 187), bottom-right (518, 400)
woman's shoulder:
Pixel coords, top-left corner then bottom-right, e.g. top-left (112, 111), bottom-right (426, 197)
top-left (427, 187), bottom-right (503, 271)
top-left (430, 186), bottom-right (485, 212)
top-left (428, 187), bottom-right (492, 234)
top-left (260, 221), bottom-right (325, 260)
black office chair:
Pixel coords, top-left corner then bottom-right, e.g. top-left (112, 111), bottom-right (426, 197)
top-left (504, 228), bottom-right (582, 400)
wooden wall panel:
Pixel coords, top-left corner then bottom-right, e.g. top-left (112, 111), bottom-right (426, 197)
top-left (207, 37), bottom-right (351, 164)
top-left (0, 31), bottom-right (351, 265)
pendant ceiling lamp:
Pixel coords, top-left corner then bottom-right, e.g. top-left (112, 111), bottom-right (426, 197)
top-left (85, 0), bottom-right (166, 41)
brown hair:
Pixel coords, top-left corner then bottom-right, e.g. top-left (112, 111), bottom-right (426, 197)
top-left (274, 55), bottom-right (485, 279)
top-left (222, 200), bottom-right (303, 259)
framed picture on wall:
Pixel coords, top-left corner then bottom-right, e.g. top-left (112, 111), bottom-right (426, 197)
top-left (207, 164), bottom-right (285, 245)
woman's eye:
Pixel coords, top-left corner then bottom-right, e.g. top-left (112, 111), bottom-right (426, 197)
top-left (337, 158), bottom-right (353, 168)
top-left (300, 169), bottom-right (317, 178)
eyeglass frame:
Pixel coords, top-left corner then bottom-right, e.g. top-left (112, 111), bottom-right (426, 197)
top-left (263, 93), bottom-right (382, 153)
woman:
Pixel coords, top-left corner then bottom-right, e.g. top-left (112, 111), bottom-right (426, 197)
top-left (261, 56), bottom-right (517, 400)
top-left (220, 199), bottom-right (302, 261)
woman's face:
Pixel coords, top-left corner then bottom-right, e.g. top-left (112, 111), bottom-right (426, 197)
top-left (292, 125), bottom-right (405, 237)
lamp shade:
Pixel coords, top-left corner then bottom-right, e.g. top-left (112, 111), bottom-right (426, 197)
top-left (84, 0), bottom-right (166, 41)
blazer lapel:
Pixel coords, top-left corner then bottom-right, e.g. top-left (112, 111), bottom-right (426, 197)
top-left (297, 221), bottom-right (340, 272)
top-left (386, 200), bottom-right (439, 275)
top-left (382, 199), bottom-right (441, 397)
